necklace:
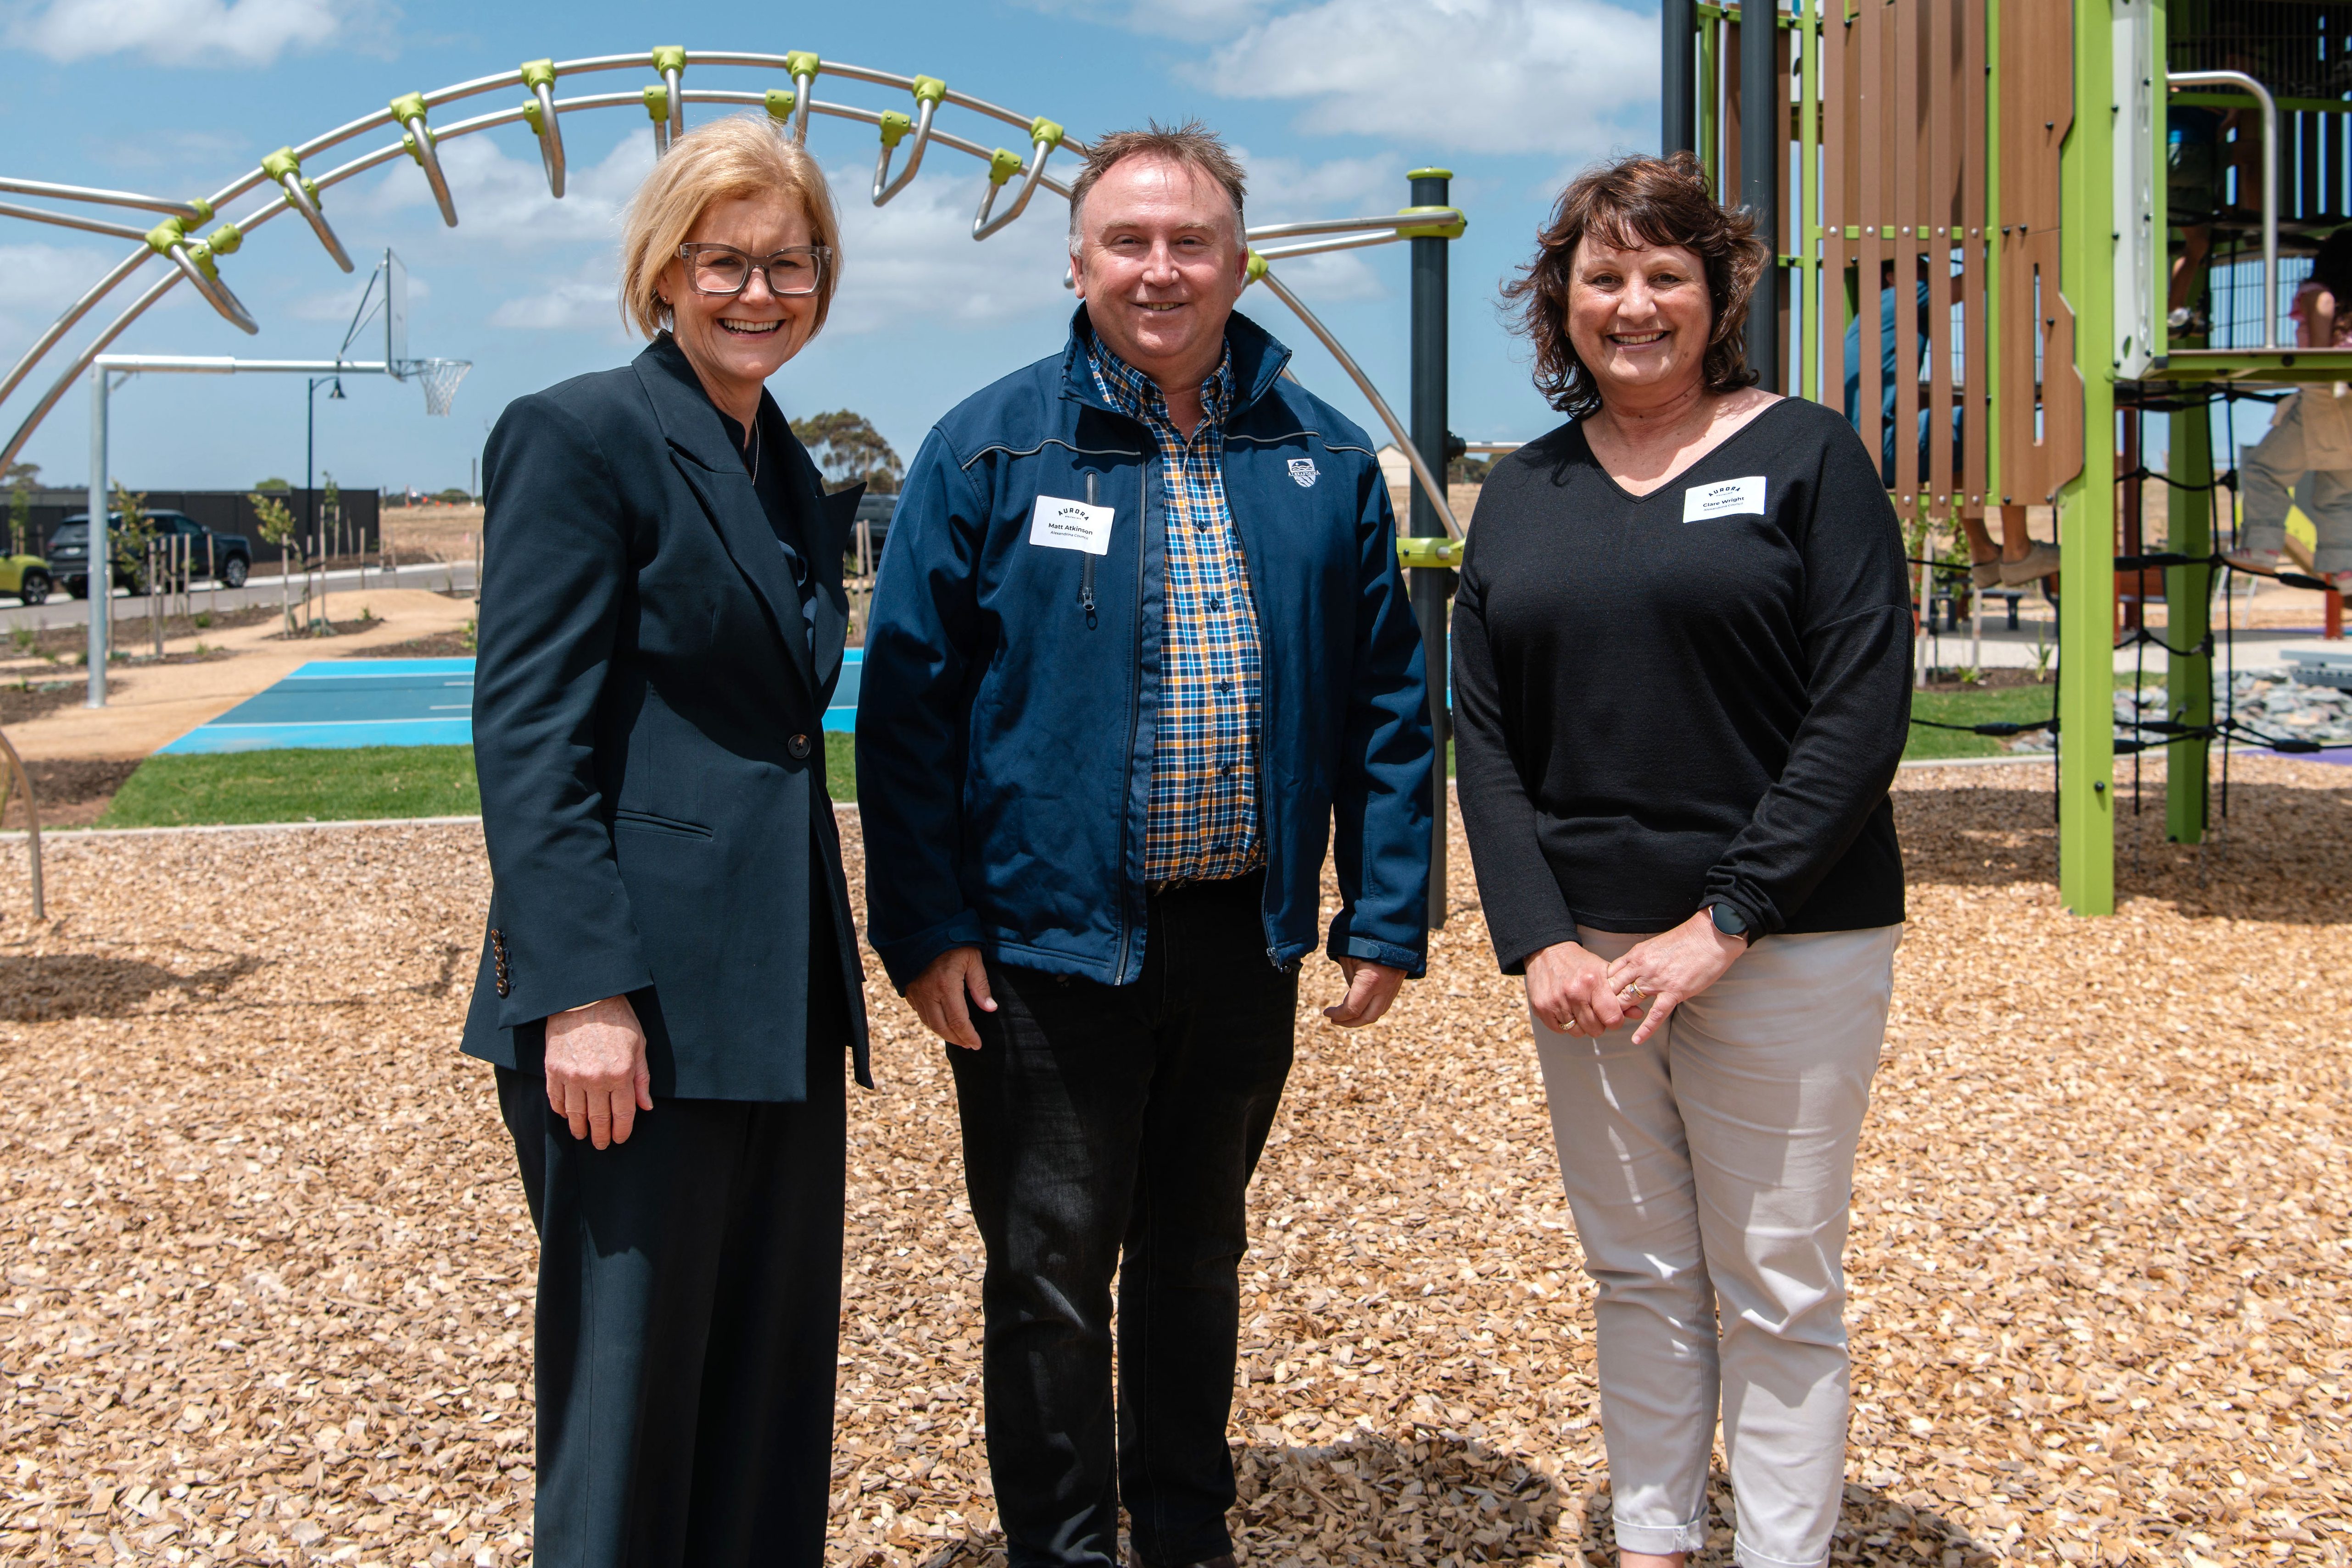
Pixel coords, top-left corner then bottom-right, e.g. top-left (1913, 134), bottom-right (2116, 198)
top-left (746, 417), bottom-right (762, 484)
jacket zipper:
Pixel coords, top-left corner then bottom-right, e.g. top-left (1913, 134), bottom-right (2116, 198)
top-left (1080, 472), bottom-right (1098, 622)
top-left (1111, 451), bottom-right (1148, 984)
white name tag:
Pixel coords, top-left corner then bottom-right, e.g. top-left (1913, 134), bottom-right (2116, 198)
top-left (1027, 494), bottom-right (1116, 556)
top-left (1682, 475), bottom-right (1767, 523)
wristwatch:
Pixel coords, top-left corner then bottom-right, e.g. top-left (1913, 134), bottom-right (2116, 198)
top-left (1707, 901), bottom-right (1751, 942)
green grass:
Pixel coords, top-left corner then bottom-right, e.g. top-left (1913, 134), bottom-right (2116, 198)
top-left (100, 745), bottom-right (482, 828)
top-left (1904, 684), bottom-right (2061, 761)
top-left (99, 738), bottom-right (860, 828)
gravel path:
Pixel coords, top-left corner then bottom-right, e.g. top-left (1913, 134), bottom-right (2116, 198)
top-left (0, 761), bottom-right (2344, 1566)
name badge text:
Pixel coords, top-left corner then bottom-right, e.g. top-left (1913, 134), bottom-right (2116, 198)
top-left (1682, 475), bottom-right (1768, 523)
top-left (1028, 494), bottom-right (1116, 556)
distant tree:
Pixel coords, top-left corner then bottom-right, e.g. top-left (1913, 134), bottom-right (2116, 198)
top-left (6, 462), bottom-right (37, 557)
top-left (790, 410), bottom-right (903, 494)
top-left (1447, 454), bottom-right (1495, 485)
top-left (432, 487), bottom-right (472, 505)
top-left (250, 492), bottom-right (301, 632)
top-left (110, 481), bottom-right (153, 585)
top-left (253, 477), bottom-right (291, 492)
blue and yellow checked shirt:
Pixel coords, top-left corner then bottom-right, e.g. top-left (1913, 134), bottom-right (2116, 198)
top-left (1089, 338), bottom-right (1265, 884)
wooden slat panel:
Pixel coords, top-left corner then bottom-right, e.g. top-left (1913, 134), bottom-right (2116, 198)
top-left (1892, 0), bottom-right (1921, 504)
top-left (1858, 0), bottom-right (1886, 486)
top-left (1956, 0), bottom-right (1975, 510)
top-left (1821, 0), bottom-right (1850, 431)
top-left (1996, 0), bottom-right (2079, 505)
top-left (1727, 17), bottom-right (1744, 199)
top-left (1928, 0), bottom-right (1956, 513)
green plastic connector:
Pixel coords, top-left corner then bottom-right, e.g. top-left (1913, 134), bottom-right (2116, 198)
top-left (206, 222), bottom-right (242, 256)
top-left (401, 130), bottom-right (434, 165)
top-left (301, 177), bottom-right (323, 207)
top-left (643, 84), bottom-right (669, 122)
top-left (184, 197), bottom-right (214, 222)
top-left (987, 147), bottom-right (1025, 186)
top-left (763, 88), bottom-right (795, 121)
top-left (261, 147), bottom-right (302, 182)
top-left (785, 50), bottom-right (821, 79)
top-left (1406, 166), bottom-right (1455, 181)
top-left (183, 238), bottom-right (220, 280)
top-left (1396, 535), bottom-right (1462, 569)
top-left (911, 75), bottom-right (947, 105)
top-left (650, 45), bottom-right (686, 75)
top-left (1395, 204), bottom-right (1466, 239)
top-left (522, 99), bottom-right (544, 133)
top-left (1245, 250), bottom-right (1269, 283)
top-left (879, 110), bottom-right (913, 148)
top-left (143, 217), bottom-right (187, 256)
top-left (389, 92), bottom-right (429, 125)
top-left (1030, 116), bottom-right (1064, 149)
top-left (520, 58), bottom-right (557, 91)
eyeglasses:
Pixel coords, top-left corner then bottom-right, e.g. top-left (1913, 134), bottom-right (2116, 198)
top-left (677, 243), bottom-right (831, 298)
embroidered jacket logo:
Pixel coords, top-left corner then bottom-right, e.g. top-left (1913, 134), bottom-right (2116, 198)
top-left (1287, 457), bottom-right (1319, 488)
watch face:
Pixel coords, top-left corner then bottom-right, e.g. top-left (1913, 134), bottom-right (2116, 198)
top-left (1711, 903), bottom-right (1745, 935)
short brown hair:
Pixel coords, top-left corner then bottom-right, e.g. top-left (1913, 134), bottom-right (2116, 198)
top-left (1502, 151), bottom-right (1767, 417)
top-left (618, 114), bottom-right (843, 339)
top-left (1067, 119), bottom-right (1247, 248)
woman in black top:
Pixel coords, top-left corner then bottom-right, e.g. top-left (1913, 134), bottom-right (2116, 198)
top-left (1453, 153), bottom-right (1911, 1568)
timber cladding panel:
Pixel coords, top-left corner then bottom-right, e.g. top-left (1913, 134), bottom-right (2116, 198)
top-left (1994, 0), bottom-right (2083, 506)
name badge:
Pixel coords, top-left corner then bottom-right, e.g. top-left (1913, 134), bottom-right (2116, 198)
top-left (1682, 475), bottom-right (1767, 523)
top-left (1027, 494), bottom-right (1116, 556)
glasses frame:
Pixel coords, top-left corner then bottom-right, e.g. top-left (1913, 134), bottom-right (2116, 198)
top-left (676, 242), bottom-right (833, 299)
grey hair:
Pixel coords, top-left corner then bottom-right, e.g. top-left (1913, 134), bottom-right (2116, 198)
top-left (1065, 119), bottom-right (1248, 250)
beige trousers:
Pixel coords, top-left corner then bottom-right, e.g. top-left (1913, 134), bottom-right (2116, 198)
top-left (1531, 924), bottom-right (1901, 1568)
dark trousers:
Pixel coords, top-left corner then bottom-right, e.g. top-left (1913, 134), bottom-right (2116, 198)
top-left (497, 1035), bottom-right (847, 1567)
top-left (951, 872), bottom-right (1299, 1568)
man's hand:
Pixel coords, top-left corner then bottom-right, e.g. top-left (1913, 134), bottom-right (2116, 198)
top-left (907, 946), bottom-right (996, 1050)
top-left (1323, 957), bottom-right (1405, 1028)
top-left (1602, 910), bottom-right (1748, 1046)
top-left (544, 995), bottom-right (652, 1149)
top-left (1524, 941), bottom-right (1626, 1038)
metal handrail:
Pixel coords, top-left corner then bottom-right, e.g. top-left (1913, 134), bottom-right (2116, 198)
top-left (2168, 69), bottom-right (2279, 348)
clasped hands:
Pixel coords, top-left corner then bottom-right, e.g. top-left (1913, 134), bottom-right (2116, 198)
top-left (1525, 908), bottom-right (1749, 1045)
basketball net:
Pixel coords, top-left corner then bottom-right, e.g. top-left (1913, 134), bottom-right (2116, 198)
top-left (414, 357), bottom-right (472, 418)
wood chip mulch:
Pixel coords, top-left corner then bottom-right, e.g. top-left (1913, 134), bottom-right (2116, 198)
top-left (0, 758), bottom-right (2344, 1566)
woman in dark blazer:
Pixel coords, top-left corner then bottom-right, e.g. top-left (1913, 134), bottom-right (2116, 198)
top-left (459, 115), bottom-right (868, 1568)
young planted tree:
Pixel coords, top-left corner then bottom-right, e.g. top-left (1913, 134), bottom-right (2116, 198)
top-left (110, 481), bottom-right (153, 590)
top-left (789, 410), bottom-right (904, 494)
top-left (6, 461), bottom-right (37, 557)
top-left (250, 491), bottom-right (301, 634)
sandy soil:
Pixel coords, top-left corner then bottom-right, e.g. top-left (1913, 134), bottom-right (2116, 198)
top-left (0, 762), bottom-right (2344, 1564)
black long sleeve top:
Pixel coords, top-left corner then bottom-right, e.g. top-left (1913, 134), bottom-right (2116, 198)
top-left (1451, 397), bottom-right (1912, 973)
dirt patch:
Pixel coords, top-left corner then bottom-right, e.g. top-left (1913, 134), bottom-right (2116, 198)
top-left (1917, 667), bottom-right (2058, 692)
top-left (0, 757), bottom-right (143, 829)
top-left (348, 629), bottom-right (474, 659)
top-left (0, 680), bottom-right (89, 728)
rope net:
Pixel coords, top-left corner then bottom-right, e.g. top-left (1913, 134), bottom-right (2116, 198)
top-left (413, 357), bottom-right (471, 418)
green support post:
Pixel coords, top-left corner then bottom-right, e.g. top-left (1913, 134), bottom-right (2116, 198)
top-left (2166, 401), bottom-right (2213, 842)
top-left (2056, 0), bottom-right (2116, 914)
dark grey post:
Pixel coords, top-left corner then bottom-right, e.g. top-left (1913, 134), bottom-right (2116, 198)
top-left (1408, 167), bottom-right (1452, 929)
top-left (1740, 0), bottom-right (1781, 389)
top-left (1663, 0), bottom-right (1697, 156)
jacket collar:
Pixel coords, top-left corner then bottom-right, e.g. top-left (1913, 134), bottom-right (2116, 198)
top-left (633, 333), bottom-right (820, 697)
top-left (1056, 304), bottom-right (1292, 421)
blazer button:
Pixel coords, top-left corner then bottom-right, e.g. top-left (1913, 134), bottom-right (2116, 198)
top-left (788, 734), bottom-right (812, 760)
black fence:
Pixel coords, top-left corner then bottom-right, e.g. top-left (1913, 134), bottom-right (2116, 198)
top-left (6, 488), bottom-right (380, 566)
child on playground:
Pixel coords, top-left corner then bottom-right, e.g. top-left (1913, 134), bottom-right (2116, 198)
top-left (2232, 227), bottom-right (2352, 589)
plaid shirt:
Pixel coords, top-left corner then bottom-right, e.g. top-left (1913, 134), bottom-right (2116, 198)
top-left (1089, 337), bottom-right (1265, 884)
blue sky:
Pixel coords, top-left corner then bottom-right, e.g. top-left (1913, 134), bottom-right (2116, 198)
top-left (0, 0), bottom-right (1661, 497)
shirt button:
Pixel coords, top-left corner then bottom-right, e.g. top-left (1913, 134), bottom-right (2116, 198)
top-left (788, 734), bottom-right (812, 760)
top-left (1217, 679), bottom-right (1232, 693)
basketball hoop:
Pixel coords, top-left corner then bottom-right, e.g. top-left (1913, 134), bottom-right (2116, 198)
top-left (409, 357), bottom-right (471, 417)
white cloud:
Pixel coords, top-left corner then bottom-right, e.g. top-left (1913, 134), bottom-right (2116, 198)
top-left (824, 160), bottom-right (1075, 337)
top-left (487, 264), bottom-right (620, 334)
top-left (6, 0), bottom-right (375, 65)
top-left (0, 242), bottom-right (111, 313)
top-left (356, 131), bottom-right (652, 251)
top-left (1187, 0), bottom-right (1655, 157)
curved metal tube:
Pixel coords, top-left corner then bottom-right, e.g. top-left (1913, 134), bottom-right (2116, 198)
top-left (1246, 211), bottom-right (1462, 242)
top-left (873, 95), bottom-right (938, 206)
top-left (662, 66), bottom-right (685, 140)
top-left (1250, 232), bottom-right (1407, 264)
top-left (0, 200), bottom-right (150, 241)
top-left (274, 171), bottom-right (353, 271)
top-left (0, 177), bottom-right (203, 219)
top-left (0, 247), bottom-right (151, 407)
top-left (166, 244), bottom-right (259, 334)
top-left (975, 139), bottom-right (1054, 240)
top-left (1254, 265), bottom-right (1461, 540)
top-left (531, 81), bottom-right (567, 197)
top-left (0, 266), bottom-right (184, 473)
top-left (396, 108), bottom-right (461, 227)
top-left (792, 69), bottom-right (816, 143)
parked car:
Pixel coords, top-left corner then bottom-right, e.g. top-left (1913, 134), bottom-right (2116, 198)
top-left (847, 491), bottom-right (897, 572)
top-left (0, 552), bottom-right (52, 605)
top-left (51, 510), bottom-right (253, 597)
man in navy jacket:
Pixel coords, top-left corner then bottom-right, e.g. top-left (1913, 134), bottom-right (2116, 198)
top-left (858, 123), bottom-right (1432, 1568)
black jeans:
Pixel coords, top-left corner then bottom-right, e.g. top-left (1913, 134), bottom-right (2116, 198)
top-left (950, 871), bottom-right (1299, 1568)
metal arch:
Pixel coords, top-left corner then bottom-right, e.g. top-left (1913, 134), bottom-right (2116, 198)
top-left (0, 178), bottom-right (204, 219)
top-left (0, 200), bottom-right (150, 242)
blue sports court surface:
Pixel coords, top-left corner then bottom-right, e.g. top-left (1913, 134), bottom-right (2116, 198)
top-left (159, 652), bottom-right (864, 755)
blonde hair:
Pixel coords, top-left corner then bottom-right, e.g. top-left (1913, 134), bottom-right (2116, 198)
top-left (618, 115), bottom-right (843, 339)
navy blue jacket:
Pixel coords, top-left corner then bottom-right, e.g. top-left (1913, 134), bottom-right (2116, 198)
top-left (857, 308), bottom-right (1433, 990)
top-left (460, 334), bottom-right (871, 1101)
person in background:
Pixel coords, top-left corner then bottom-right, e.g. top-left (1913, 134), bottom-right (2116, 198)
top-left (1842, 256), bottom-right (2059, 591)
top-left (856, 121), bottom-right (1432, 1568)
top-left (2231, 226), bottom-right (2352, 590)
top-left (1455, 151), bottom-right (1912, 1568)
top-left (462, 116), bottom-right (868, 1568)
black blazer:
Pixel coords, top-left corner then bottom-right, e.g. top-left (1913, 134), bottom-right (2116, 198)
top-left (460, 334), bottom-right (871, 1101)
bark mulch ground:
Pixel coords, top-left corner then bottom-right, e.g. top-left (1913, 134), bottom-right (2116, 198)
top-left (0, 760), bottom-right (2343, 1565)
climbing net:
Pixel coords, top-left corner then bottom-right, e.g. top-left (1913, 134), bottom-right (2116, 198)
top-left (0, 47), bottom-right (1466, 530)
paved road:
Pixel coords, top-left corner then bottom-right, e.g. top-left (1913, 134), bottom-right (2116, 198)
top-left (0, 561), bottom-right (478, 634)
